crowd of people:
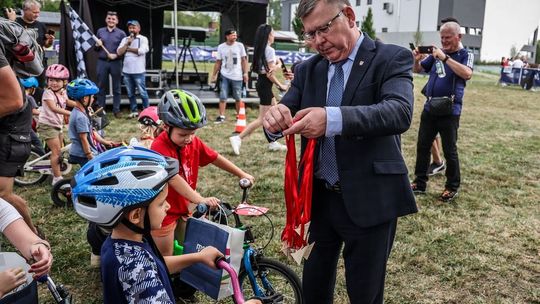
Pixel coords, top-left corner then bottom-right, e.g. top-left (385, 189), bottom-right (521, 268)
top-left (0, 0), bottom-right (481, 302)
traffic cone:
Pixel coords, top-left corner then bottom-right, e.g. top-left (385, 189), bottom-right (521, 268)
top-left (234, 102), bottom-right (247, 133)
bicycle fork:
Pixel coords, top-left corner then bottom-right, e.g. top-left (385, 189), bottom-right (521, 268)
top-left (244, 248), bottom-right (274, 297)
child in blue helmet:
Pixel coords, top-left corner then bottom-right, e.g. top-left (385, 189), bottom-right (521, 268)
top-left (66, 78), bottom-right (115, 166)
top-left (19, 76), bottom-right (45, 155)
top-left (71, 146), bottom-right (227, 303)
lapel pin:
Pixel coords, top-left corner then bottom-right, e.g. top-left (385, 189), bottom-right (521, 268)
top-left (359, 60), bottom-right (364, 66)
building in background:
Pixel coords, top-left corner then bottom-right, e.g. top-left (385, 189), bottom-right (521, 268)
top-left (280, 0), bottom-right (540, 63)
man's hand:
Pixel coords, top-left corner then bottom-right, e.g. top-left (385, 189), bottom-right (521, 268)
top-left (432, 46), bottom-right (446, 61)
top-left (243, 73), bottom-right (249, 84)
top-left (107, 53), bottom-right (118, 60)
top-left (126, 36), bottom-right (134, 46)
top-left (0, 268), bottom-right (27, 297)
top-left (5, 8), bottom-right (17, 21)
top-left (284, 107), bottom-right (326, 138)
top-left (263, 104), bottom-right (293, 133)
top-left (412, 49), bottom-right (425, 62)
top-left (95, 39), bottom-right (103, 47)
top-left (210, 74), bottom-right (217, 83)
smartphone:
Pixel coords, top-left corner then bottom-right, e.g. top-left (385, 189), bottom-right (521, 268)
top-left (279, 58), bottom-right (289, 73)
top-left (418, 46), bottom-right (434, 54)
top-left (409, 43), bottom-right (415, 51)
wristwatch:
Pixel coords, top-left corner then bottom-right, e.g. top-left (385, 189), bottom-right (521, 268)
top-left (442, 54), bottom-right (450, 63)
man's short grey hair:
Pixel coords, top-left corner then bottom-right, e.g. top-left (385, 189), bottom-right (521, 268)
top-left (297, 0), bottom-right (351, 19)
top-left (440, 21), bottom-right (460, 35)
top-left (23, 0), bottom-right (41, 10)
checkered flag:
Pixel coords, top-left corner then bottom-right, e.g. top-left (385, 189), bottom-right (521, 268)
top-left (67, 5), bottom-right (97, 78)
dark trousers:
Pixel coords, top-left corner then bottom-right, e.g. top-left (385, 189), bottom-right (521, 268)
top-left (96, 59), bottom-right (122, 113)
top-left (303, 180), bottom-right (397, 304)
top-left (413, 110), bottom-right (461, 191)
top-left (87, 222), bottom-right (110, 255)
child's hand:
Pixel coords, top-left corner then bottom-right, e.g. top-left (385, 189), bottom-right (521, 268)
top-left (0, 267), bottom-right (27, 298)
top-left (200, 197), bottom-right (220, 208)
top-left (240, 173), bottom-right (255, 186)
top-left (198, 246), bottom-right (223, 269)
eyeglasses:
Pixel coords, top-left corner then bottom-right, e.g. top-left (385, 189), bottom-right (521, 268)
top-left (303, 10), bottom-right (343, 41)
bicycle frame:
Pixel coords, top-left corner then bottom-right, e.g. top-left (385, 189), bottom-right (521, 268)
top-left (243, 247), bottom-right (273, 298)
top-left (24, 143), bottom-right (72, 174)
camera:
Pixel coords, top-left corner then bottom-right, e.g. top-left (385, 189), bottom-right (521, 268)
top-left (418, 46), bottom-right (434, 54)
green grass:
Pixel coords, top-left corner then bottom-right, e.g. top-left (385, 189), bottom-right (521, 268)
top-left (6, 73), bottom-right (539, 303)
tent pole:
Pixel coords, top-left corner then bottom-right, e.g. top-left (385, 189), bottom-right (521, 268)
top-left (174, 0), bottom-right (179, 88)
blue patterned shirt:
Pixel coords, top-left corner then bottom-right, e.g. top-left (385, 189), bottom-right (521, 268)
top-left (101, 237), bottom-right (174, 303)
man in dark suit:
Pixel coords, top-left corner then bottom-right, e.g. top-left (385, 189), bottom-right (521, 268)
top-left (263, 0), bottom-right (417, 303)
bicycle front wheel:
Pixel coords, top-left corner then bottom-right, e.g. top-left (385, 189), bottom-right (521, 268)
top-left (238, 257), bottom-right (303, 304)
top-left (51, 179), bottom-right (72, 207)
top-left (15, 151), bottom-right (48, 186)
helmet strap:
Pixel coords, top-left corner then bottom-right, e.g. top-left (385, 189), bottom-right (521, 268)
top-left (121, 217), bottom-right (145, 234)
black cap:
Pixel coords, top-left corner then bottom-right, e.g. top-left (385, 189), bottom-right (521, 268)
top-left (224, 29), bottom-right (237, 36)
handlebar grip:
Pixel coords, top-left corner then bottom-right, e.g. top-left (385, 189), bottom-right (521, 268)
top-left (239, 178), bottom-right (252, 189)
top-left (192, 203), bottom-right (208, 218)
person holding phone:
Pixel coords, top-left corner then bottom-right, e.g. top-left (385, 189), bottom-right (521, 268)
top-left (229, 24), bottom-right (288, 155)
top-left (410, 20), bottom-right (473, 202)
top-left (6, 0), bottom-right (54, 87)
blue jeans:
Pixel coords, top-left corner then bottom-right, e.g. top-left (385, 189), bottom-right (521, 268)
top-left (123, 73), bottom-right (149, 113)
top-left (96, 59), bottom-right (123, 113)
top-left (219, 76), bottom-right (243, 101)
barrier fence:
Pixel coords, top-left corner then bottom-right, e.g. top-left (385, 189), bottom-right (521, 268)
top-left (499, 67), bottom-right (540, 89)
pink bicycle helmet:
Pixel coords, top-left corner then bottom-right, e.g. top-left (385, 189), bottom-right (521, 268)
top-left (138, 106), bottom-right (160, 126)
top-left (46, 64), bottom-right (70, 80)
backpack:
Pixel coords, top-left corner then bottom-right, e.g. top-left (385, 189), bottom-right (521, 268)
top-left (0, 17), bottom-right (44, 77)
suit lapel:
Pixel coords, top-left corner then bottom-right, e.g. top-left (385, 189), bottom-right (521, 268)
top-left (342, 36), bottom-right (377, 106)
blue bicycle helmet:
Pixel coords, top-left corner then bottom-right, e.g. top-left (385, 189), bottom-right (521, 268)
top-left (19, 77), bottom-right (39, 88)
top-left (66, 78), bottom-right (99, 100)
top-left (72, 146), bottom-right (179, 228)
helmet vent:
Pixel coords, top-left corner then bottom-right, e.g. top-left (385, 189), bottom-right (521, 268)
top-left (132, 170), bottom-right (156, 180)
top-left (93, 176), bottom-right (119, 186)
top-left (101, 159), bottom-right (120, 169)
top-left (78, 195), bottom-right (97, 207)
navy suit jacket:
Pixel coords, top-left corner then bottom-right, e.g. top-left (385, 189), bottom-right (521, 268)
top-left (281, 36), bottom-right (417, 227)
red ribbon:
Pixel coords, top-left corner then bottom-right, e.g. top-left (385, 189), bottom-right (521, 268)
top-left (281, 135), bottom-right (316, 250)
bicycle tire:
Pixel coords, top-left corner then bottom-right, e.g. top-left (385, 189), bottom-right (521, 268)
top-left (15, 151), bottom-right (48, 186)
top-left (51, 179), bottom-right (72, 207)
top-left (238, 257), bottom-right (303, 304)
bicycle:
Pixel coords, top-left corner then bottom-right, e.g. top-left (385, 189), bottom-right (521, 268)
top-left (186, 178), bottom-right (304, 304)
top-left (14, 143), bottom-right (73, 186)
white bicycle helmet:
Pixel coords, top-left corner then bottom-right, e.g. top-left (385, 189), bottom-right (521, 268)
top-left (72, 146), bottom-right (178, 228)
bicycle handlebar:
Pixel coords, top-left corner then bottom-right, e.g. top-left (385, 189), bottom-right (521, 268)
top-left (215, 257), bottom-right (245, 304)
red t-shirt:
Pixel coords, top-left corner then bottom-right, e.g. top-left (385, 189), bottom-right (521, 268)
top-left (150, 131), bottom-right (218, 226)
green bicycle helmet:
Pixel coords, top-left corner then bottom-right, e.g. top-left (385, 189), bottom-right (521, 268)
top-left (158, 89), bottom-right (207, 129)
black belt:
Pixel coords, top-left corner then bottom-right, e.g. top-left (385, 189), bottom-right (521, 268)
top-left (98, 58), bottom-right (120, 62)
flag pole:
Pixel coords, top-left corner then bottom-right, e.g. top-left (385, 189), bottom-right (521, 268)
top-left (174, 0), bottom-right (179, 88)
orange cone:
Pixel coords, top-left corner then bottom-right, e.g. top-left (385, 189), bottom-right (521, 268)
top-left (234, 102), bottom-right (247, 133)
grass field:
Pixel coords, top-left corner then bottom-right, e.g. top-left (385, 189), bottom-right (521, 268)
top-left (6, 72), bottom-right (539, 303)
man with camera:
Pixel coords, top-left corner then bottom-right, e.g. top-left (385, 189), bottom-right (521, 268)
top-left (410, 21), bottom-right (473, 202)
top-left (116, 20), bottom-right (149, 119)
top-left (5, 0), bottom-right (53, 88)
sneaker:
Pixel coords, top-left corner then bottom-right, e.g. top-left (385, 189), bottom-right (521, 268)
top-left (113, 112), bottom-right (122, 119)
top-left (90, 253), bottom-right (101, 267)
top-left (411, 182), bottom-right (426, 194)
top-left (428, 160), bottom-right (446, 176)
top-left (268, 141), bottom-right (287, 152)
top-left (52, 176), bottom-right (63, 186)
top-left (214, 115), bottom-right (226, 124)
top-left (439, 189), bottom-right (458, 202)
top-left (229, 135), bottom-right (241, 155)
top-left (128, 112), bottom-right (138, 118)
